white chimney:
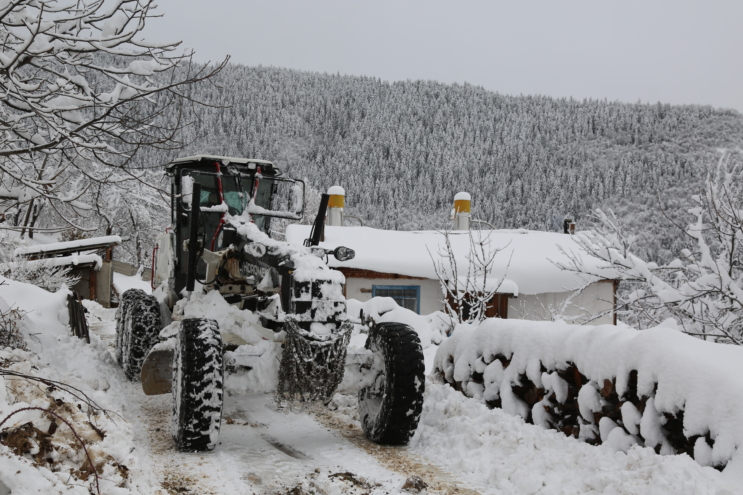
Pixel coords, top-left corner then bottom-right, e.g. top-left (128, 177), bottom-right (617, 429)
top-left (453, 192), bottom-right (471, 231)
top-left (327, 186), bottom-right (345, 226)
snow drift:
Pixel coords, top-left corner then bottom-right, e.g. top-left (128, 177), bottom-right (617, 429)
top-left (0, 277), bottom-right (157, 494)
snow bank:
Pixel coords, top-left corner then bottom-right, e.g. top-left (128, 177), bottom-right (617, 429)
top-left (0, 276), bottom-right (71, 353)
top-left (113, 272), bottom-right (152, 296)
top-left (0, 277), bottom-right (157, 494)
top-left (411, 382), bottom-right (732, 495)
top-left (433, 318), bottom-right (743, 479)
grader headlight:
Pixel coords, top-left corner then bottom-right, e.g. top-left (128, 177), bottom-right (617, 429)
top-left (333, 246), bottom-right (355, 262)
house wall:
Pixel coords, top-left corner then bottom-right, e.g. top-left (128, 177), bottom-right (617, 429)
top-left (345, 274), bottom-right (615, 325)
top-left (345, 277), bottom-right (443, 315)
top-left (506, 280), bottom-right (615, 325)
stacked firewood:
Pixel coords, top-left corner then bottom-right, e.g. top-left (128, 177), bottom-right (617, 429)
top-left (437, 352), bottom-right (722, 470)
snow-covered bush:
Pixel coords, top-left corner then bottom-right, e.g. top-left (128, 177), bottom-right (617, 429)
top-left (556, 152), bottom-right (743, 344)
top-left (434, 317), bottom-right (743, 471)
top-left (0, 304), bottom-right (27, 350)
top-left (0, 234), bottom-right (78, 292)
top-left (0, 258), bottom-right (78, 293)
top-left (429, 230), bottom-right (512, 328)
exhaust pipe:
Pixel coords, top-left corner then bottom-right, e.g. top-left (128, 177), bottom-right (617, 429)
top-left (306, 194), bottom-right (330, 247)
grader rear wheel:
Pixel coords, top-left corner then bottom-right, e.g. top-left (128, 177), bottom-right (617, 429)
top-left (114, 289), bottom-right (140, 365)
top-left (116, 289), bottom-right (161, 380)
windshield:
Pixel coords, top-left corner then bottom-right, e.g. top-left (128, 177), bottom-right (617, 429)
top-left (183, 171), bottom-right (248, 215)
top-left (179, 168), bottom-right (301, 237)
top-left (221, 175), bottom-right (247, 215)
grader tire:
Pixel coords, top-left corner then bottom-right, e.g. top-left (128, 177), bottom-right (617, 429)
top-left (114, 289), bottom-right (141, 365)
top-left (172, 318), bottom-right (224, 452)
top-left (358, 322), bottom-right (425, 445)
top-left (118, 290), bottom-right (161, 381)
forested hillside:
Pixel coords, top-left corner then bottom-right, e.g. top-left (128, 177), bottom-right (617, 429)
top-left (131, 64), bottom-right (743, 264)
top-left (10, 62), bottom-right (735, 266)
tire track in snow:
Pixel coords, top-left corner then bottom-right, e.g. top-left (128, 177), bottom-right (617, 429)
top-left (307, 402), bottom-right (482, 495)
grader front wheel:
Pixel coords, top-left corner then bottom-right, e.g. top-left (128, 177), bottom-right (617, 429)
top-left (358, 322), bottom-right (425, 445)
top-left (172, 318), bottom-right (224, 452)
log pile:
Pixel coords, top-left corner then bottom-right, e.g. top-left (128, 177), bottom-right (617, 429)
top-left (436, 351), bottom-right (723, 470)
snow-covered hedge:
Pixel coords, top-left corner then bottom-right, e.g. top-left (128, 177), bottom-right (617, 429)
top-left (433, 318), bottom-right (743, 473)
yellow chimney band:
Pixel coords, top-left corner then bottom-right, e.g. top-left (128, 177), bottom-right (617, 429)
top-left (454, 199), bottom-right (471, 213)
top-left (328, 194), bottom-right (345, 208)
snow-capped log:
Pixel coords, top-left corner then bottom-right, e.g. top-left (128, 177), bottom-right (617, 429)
top-left (433, 318), bottom-right (743, 471)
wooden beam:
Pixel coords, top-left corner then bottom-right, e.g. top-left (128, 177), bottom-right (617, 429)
top-left (336, 267), bottom-right (427, 280)
top-left (89, 268), bottom-right (97, 302)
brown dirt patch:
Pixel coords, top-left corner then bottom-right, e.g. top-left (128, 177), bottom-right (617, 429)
top-left (307, 405), bottom-right (481, 495)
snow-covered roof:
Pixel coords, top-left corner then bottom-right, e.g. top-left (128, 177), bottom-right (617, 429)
top-left (166, 155), bottom-right (273, 169)
top-left (14, 235), bottom-right (121, 257)
top-left (6, 254), bottom-right (103, 270)
top-left (285, 226), bottom-right (613, 296)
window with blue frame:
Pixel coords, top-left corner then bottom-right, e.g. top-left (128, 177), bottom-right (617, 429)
top-left (372, 285), bottom-right (421, 314)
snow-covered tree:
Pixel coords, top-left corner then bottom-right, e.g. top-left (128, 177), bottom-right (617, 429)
top-left (556, 152), bottom-right (743, 344)
top-left (429, 230), bottom-right (512, 329)
top-left (0, 0), bottom-right (225, 235)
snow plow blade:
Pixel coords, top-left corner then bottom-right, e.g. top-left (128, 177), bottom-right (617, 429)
top-left (141, 348), bottom-right (174, 395)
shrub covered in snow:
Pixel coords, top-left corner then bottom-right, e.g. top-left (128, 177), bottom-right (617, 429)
top-left (0, 239), bottom-right (79, 294)
top-left (0, 298), bottom-right (27, 351)
top-left (434, 318), bottom-right (743, 472)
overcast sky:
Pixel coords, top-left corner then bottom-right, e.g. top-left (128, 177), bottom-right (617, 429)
top-left (147, 1), bottom-right (743, 112)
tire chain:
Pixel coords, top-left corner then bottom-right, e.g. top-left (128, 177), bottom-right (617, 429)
top-left (119, 289), bottom-right (161, 381)
top-left (276, 320), bottom-right (352, 404)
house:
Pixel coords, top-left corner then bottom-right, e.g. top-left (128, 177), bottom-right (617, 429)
top-left (285, 190), bottom-right (616, 325)
top-left (14, 236), bottom-right (121, 307)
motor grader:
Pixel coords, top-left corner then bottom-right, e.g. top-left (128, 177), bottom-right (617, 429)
top-left (114, 155), bottom-right (425, 452)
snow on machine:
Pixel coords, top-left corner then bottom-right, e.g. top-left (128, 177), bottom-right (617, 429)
top-left (114, 155), bottom-right (425, 451)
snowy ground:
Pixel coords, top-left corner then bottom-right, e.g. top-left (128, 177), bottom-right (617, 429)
top-left (0, 279), bottom-right (737, 494)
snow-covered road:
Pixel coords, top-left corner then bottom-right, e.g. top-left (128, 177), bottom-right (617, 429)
top-left (88, 303), bottom-right (481, 495)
